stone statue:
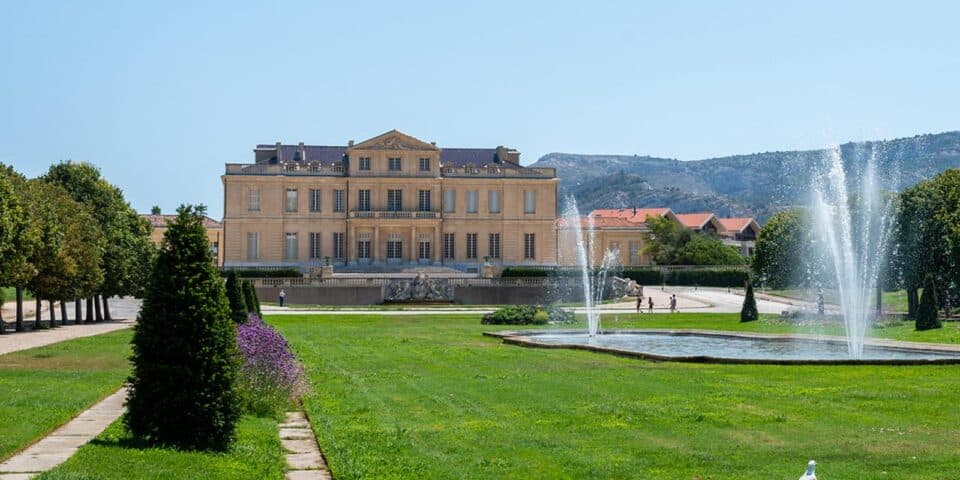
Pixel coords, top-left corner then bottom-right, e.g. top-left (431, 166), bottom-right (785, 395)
top-left (384, 271), bottom-right (455, 302)
top-left (611, 276), bottom-right (641, 297)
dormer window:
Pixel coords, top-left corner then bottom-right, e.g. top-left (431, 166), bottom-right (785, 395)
top-left (333, 163), bottom-right (344, 173)
top-left (388, 157), bottom-right (402, 171)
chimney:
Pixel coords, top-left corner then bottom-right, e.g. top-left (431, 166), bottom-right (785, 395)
top-left (275, 142), bottom-right (282, 162)
top-left (348, 140), bottom-right (354, 147)
top-left (633, 206), bottom-right (637, 216)
top-left (298, 142), bottom-right (305, 162)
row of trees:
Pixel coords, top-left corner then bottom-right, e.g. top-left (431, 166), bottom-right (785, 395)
top-left (0, 161), bottom-right (155, 332)
top-left (752, 168), bottom-right (960, 322)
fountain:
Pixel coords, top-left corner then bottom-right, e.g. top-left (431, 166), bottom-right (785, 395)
top-left (809, 144), bottom-right (896, 359)
top-left (562, 197), bottom-right (602, 336)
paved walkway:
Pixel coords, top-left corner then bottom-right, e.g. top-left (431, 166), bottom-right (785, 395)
top-left (280, 411), bottom-right (332, 480)
top-left (263, 287), bottom-right (796, 316)
top-left (0, 388), bottom-right (127, 480)
top-left (0, 298), bottom-right (141, 356)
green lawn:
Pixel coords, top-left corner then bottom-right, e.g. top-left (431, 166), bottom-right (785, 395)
top-left (272, 313), bottom-right (960, 479)
top-left (37, 416), bottom-right (284, 480)
top-left (766, 288), bottom-right (911, 313)
top-left (0, 329), bottom-right (132, 460)
top-left (1, 286), bottom-right (34, 303)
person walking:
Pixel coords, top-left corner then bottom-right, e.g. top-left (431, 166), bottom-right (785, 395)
top-left (636, 295), bottom-right (644, 314)
top-left (669, 294), bottom-right (677, 313)
top-left (648, 296), bottom-right (654, 313)
top-left (278, 288), bottom-right (286, 308)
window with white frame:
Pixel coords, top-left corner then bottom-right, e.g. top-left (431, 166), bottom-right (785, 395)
top-left (443, 233), bottom-right (455, 260)
top-left (309, 188), bottom-right (321, 212)
top-left (443, 189), bottom-right (455, 213)
top-left (246, 232), bottom-right (259, 260)
top-left (284, 232), bottom-right (298, 260)
top-left (358, 189), bottom-right (371, 211)
top-left (386, 233), bottom-right (403, 259)
top-left (466, 233), bottom-right (478, 259)
top-left (358, 157), bottom-right (371, 171)
top-left (418, 190), bottom-right (431, 212)
top-left (524, 233), bottom-right (536, 260)
top-left (285, 188), bottom-right (298, 212)
top-left (333, 232), bottom-right (345, 260)
top-left (333, 189), bottom-right (345, 212)
top-left (524, 190), bottom-right (536, 214)
top-left (488, 233), bottom-right (501, 259)
top-left (247, 188), bottom-right (260, 212)
top-left (357, 233), bottom-right (371, 259)
top-left (387, 189), bottom-right (402, 211)
top-left (488, 190), bottom-right (501, 214)
top-left (388, 157), bottom-right (402, 171)
top-left (309, 232), bottom-right (322, 259)
top-left (419, 157), bottom-right (430, 171)
top-left (466, 190), bottom-right (478, 213)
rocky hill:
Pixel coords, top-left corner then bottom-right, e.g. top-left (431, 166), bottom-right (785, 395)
top-left (531, 131), bottom-right (960, 222)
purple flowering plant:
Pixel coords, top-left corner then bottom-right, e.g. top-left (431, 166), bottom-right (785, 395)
top-left (236, 312), bottom-right (306, 417)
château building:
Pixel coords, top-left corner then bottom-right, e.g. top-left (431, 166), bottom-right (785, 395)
top-left (221, 130), bottom-right (558, 271)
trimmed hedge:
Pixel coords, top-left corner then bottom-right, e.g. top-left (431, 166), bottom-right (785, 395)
top-left (501, 266), bottom-right (748, 287)
top-left (220, 268), bottom-right (302, 278)
top-left (481, 305), bottom-right (574, 325)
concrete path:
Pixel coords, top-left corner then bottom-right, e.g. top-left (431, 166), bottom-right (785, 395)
top-left (262, 287), bottom-right (796, 316)
top-left (280, 411), bottom-right (332, 480)
top-left (0, 388), bottom-right (127, 479)
top-left (0, 297), bottom-right (140, 356)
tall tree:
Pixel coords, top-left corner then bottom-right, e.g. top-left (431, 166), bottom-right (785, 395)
top-left (740, 280), bottom-right (759, 322)
top-left (752, 209), bottom-right (817, 289)
top-left (0, 164), bottom-right (39, 332)
top-left (23, 180), bottom-right (70, 329)
top-left (126, 205), bottom-right (240, 450)
top-left (44, 162), bottom-right (155, 318)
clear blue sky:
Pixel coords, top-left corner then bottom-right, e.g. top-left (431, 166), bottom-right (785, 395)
top-left (2, 1), bottom-right (958, 218)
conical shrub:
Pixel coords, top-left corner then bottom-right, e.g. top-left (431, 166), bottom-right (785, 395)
top-left (225, 270), bottom-right (246, 323)
top-left (916, 274), bottom-right (942, 331)
top-left (242, 279), bottom-right (259, 316)
top-left (740, 280), bottom-right (759, 322)
top-left (125, 205), bottom-right (240, 450)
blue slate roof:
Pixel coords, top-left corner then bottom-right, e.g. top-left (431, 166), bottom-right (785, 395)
top-left (255, 144), bottom-right (520, 168)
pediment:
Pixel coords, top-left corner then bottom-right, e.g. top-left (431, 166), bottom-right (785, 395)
top-left (350, 129), bottom-right (439, 152)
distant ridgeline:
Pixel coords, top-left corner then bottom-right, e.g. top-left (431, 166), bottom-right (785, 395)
top-left (530, 131), bottom-right (960, 223)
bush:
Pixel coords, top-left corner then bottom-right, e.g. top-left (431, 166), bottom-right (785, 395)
top-left (225, 270), bottom-right (247, 323)
top-left (501, 266), bottom-right (748, 288)
top-left (221, 268), bottom-right (301, 278)
top-left (740, 281), bottom-right (758, 322)
top-left (243, 280), bottom-right (261, 316)
top-left (916, 274), bottom-right (942, 331)
top-left (481, 305), bottom-right (573, 325)
top-left (126, 205), bottom-right (240, 451)
top-left (236, 313), bottom-right (306, 418)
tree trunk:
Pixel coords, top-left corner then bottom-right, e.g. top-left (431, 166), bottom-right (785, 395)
top-left (60, 301), bottom-right (68, 325)
top-left (94, 295), bottom-right (103, 322)
top-left (75, 299), bottom-right (82, 325)
top-left (876, 287), bottom-right (882, 317)
top-left (49, 300), bottom-right (57, 327)
top-left (102, 296), bottom-right (112, 321)
top-left (35, 297), bottom-right (42, 329)
top-left (0, 298), bottom-right (5, 334)
top-left (15, 288), bottom-right (24, 332)
top-left (86, 297), bottom-right (94, 324)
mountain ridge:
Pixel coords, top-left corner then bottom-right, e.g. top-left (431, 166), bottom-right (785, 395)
top-left (530, 131), bottom-right (960, 222)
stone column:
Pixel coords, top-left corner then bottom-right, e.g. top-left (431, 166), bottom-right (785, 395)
top-left (349, 226), bottom-right (356, 263)
top-left (373, 227), bottom-right (380, 263)
top-left (410, 226), bottom-right (417, 263)
top-left (433, 226), bottom-right (441, 263)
